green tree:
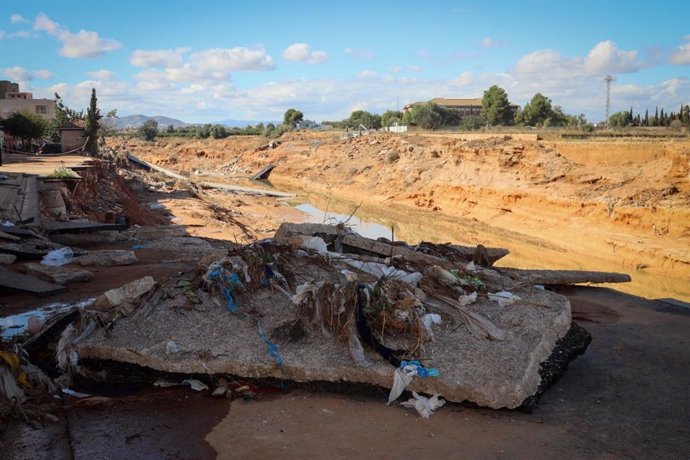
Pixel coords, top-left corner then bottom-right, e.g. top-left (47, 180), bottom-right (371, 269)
top-left (283, 108), bottom-right (304, 128)
top-left (348, 110), bottom-right (382, 130)
top-left (481, 85), bottom-right (513, 126)
top-left (138, 119), bottom-right (159, 141)
top-left (381, 110), bottom-right (403, 128)
top-left (459, 114), bottom-right (486, 130)
top-left (608, 111), bottom-right (630, 128)
top-left (403, 103), bottom-right (446, 130)
top-left (84, 88), bottom-right (102, 155)
top-left (0, 111), bottom-right (47, 149)
top-left (45, 93), bottom-right (83, 142)
top-left (166, 124), bottom-right (175, 134)
top-left (211, 124), bottom-right (227, 139)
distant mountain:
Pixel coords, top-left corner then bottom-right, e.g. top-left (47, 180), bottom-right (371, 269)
top-left (112, 115), bottom-right (188, 130)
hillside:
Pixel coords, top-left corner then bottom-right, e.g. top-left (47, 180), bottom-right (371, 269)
top-left (113, 115), bottom-right (188, 130)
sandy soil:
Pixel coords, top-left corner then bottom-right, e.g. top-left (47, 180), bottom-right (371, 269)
top-left (124, 133), bottom-right (690, 301)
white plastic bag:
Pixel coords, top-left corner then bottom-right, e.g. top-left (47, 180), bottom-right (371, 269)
top-left (400, 392), bottom-right (446, 418)
top-left (41, 247), bottom-right (73, 267)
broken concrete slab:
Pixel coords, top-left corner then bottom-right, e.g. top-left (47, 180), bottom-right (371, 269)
top-left (71, 250), bottom-right (138, 267)
top-left (73, 234), bottom-right (576, 409)
top-left (145, 236), bottom-right (213, 253)
top-left (23, 263), bottom-right (94, 284)
top-left (51, 231), bottom-right (122, 246)
top-left (42, 221), bottom-right (128, 235)
top-left (498, 268), bottom-right (632, 285)
top-left (93, 276), bottom-right (155, 311)
top-left (250, 164), bottom-right (276, 181)
top-left (0, 254), bottom-right (17, 264)
top-left (0, 266), bottom-right (66, 296)
top-left (124, 225), bottom-right (188, 241)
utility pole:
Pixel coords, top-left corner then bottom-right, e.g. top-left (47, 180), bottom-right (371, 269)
top-left (604, 75), bottom-right (614, 129)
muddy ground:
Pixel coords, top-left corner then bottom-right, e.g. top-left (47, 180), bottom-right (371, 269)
top-left (1, 132), bottom-right (689, 458)
top-left (124, 132), bottom-right (690, 301)
top-left (3, 287), bottom-right (689, 459)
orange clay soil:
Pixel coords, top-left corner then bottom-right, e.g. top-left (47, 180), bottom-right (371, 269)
top-left (120, 132), bottom-right (690, 301)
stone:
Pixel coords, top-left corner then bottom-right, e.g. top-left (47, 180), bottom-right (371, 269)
top-left (124, 225), bottom-right (188, 241)
top-left (145, 237), bottom-right (213, 253)
top-left (72, 250), bottom-right (138, 266)
top-left (0, 254), bottom-right (17, 264)
top-left (93, 276), bottom-right (156, 311)
top-left (24, 263), bottom-right (94, 284)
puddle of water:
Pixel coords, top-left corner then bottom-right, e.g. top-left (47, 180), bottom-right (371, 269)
top-left (293, 203), bottom-right (394, 240)
top-left (0, 298), bottom-right (94, 340)
top-left (288, 196), bottom-right (690, 303)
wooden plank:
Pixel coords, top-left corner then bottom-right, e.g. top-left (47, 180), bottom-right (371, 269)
top-left (127, 154), bottom-right (187, 181)
top-left (498, 268), bottom-right (632, 285)
top-left (250, 164), bottom-right (276, 181)
top-left (0, 266), bottom-right (66, 296)
top-left (199, 182), bottom-right (295, 198)
top-left (42, 220), bottom-right (128, 234)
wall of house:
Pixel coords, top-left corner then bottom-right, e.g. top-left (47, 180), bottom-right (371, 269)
top-left (0, 98), bottom-right (56, 120)
top-left (61, 129), bottom-right (86, 152)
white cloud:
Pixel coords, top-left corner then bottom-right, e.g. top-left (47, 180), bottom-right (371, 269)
top-left (585, 40), bottom-right (642, 73)
top-left (357, 70), bottom-right (377, 79)
top-left (345, 47), bottom-right (374, 59)
top-left (190, 47), bottom-right (275, 71)
top-left (408, 65), bottom-right (423, 72)
top-left (669, 42), bottom-right (690, 65)
top-left (283, 43), bottom-right (328, 64)
top-left (10, 14), bottom-right (27, 24)
top-left (450, 71), bottom-right (473, 87)
top-left (389, 66), bottom-right (403, 73)
top-left (87, 69), bottom-right (115, 80)
top-left (33, 13), bottom-right (121, 58)
top-left (3, 66), bottom-right (32, 82)
top-left (33, 69), bottom-right (54, 79)
top-left (130, 48), bottom-right (188, 68)
top-left (7, 30), bottom-right (32, 39)
top-left (0, 30), bottom-right (5, 40)
top-left (481, 37), bottom-right (506, 48)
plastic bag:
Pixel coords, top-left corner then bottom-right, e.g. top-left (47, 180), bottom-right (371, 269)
top-left (41, 247), bottom-right (73, 267)
top-left (400, 392), bottom-right (446, 418)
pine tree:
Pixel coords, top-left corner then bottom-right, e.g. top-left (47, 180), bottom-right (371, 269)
top-left (644, 109), bottom-right (649, 126)
top-left (654, 107), bottom-right (659, 126)
top-left (84, 88), bottom-right (102, 156)
top-left (660, 108), bottom-right (665, 127)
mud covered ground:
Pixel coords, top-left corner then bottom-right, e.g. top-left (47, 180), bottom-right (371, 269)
top-left (124, 132), bottom-right (690, 301)
top-left (4, 287), bottom-right (689, 459)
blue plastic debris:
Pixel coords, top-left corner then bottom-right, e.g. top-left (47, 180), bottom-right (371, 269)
top-left (207, 267), bottom-right (244, 312)
top-left (400, 359), bottom-right (440, 377)
top-left (257, 324), bottom-right (283, 369)
top-left (131, 244), bottom-right (150, 250)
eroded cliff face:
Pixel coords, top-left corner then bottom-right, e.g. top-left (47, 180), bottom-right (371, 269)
top-left (125, 133), bottom-right (690, 300)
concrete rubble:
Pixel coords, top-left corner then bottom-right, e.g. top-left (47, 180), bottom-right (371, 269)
top-left (46, 223), bottom-right (613, 410)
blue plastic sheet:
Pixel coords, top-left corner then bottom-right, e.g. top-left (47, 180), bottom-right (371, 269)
top-left (257, 324), bottom-right (283, 369)
top-left (400, 359), bottom-right (440, 377)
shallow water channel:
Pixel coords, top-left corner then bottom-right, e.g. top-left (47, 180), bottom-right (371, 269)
top-left (286, 193), bottom-right (690, 304)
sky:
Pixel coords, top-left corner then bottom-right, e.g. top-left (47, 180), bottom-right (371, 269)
top-left (1, 0), bottom-right (688, 123)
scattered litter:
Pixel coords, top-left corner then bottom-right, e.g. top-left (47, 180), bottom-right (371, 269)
top-left (62, 388), bottom-right (91, 398)
top-left (2, 221), bottom-right (15, 227)
top-left (400, 392), bottom-right (446, 418)
top-left (165, 341), bottom-right (181, 355)
top-left (183, 379), bottom-right (208, 391)
top-left (41, 247), bottom-right (73, 267)
top-left (131, 244), bottom-right (150, 250)
top-left (299, 235), bottom-right (329, 254)
top-left (347, 260), bottom-right (422, 288)
top-left (534, 285), bottom-right (546, 291)
top-left (422, 313), bottom-right (443, 339)
top-left (489, 291), bottom-right (522, 307)
top-left (458, 291), bottom-right (478, 306)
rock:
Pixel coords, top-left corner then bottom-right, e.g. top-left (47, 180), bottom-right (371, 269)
top-left (93, 276), bottom-right (156, 311)
top-left (23, 263), bottom-right (94, 284)
top-left (52, 231), bottom-right (122, 245)
top-left (124, 225), bottom-right (188, 241)
top-left (146, 237), bottom-right (213, 253)
top-left (72, 250), bottom-right (138, 266)
top-left (0, 254), bottom-right (17, 264)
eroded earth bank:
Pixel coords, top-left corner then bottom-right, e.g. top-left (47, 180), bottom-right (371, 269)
top-left (129, 132), bottom-right (690, 301)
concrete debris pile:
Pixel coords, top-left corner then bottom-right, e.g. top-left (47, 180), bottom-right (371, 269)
top-left (23, 223), bottom-right (633, 410)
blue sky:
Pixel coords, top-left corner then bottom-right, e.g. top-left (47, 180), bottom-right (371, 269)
top-left (1, 0), bottom-right (688, 123)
